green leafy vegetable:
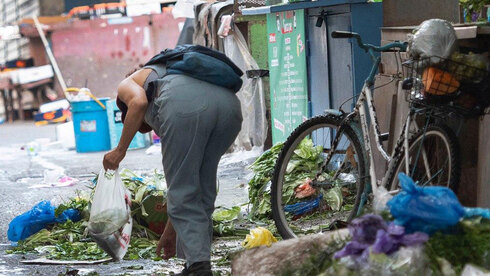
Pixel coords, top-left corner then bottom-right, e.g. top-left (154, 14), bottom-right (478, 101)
top-left (425, 217), bottom-right (490, 274)
top-left (213, 207), bottom-right (241, 222)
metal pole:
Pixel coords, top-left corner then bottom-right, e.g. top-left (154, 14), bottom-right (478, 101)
top-left (32, 16), bottom-right (67, 94)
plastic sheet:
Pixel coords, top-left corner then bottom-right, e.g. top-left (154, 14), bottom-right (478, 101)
top-left (223, 26), bottom-right (268, 151)
top-left (7, 201), bottom-right (80, 242)
top-left (408, 19), bottom-right (458, 59)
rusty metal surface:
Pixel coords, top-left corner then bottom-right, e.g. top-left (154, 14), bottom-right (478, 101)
top-left (27, 13), bottom-right (183, 98)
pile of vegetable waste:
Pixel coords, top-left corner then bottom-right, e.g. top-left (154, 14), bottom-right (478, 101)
top-left (7, 169), bottom-right (253, 262)
top-left (247, 139), bottom-right (326, 221)
top-left (7, 185), bottom-right (163, 261)
top-left (280, 216), bottom-right (490, 276)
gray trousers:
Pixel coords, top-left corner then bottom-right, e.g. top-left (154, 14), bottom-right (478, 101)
top-left (147, 75), bottom-right (242, 266)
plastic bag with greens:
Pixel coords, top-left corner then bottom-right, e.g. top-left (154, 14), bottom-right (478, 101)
top-left (408, 19), bottom-right (458, 60)
top-left (88, 169), bottom-right (132, 260)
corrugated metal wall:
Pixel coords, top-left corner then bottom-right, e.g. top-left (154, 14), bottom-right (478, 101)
top-left (0, 0), bottom-right (39, 64)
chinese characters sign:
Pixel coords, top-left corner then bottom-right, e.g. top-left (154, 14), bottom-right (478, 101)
top-left (267, 10), bottom-right (308, 143)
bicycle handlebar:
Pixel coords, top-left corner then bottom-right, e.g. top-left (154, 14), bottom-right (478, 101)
top-left (331, 31), bottom-right (407, 53)
top-left (331, 31), bottom-right (357, 39)
top-left (331, 30), bottom-right (407, 85)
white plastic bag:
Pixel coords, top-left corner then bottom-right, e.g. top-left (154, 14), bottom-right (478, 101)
top-left (408, 19), bottom-right (458, 59)
top-left (373, 185), bottom-right (393, 214)
top-left (88, 169), bottom-right (132, 260)
top-left (223, 26), bottom-right (268, 151)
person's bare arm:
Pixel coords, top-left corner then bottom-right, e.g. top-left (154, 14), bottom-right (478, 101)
top-left (103, 68), bottom-right (153, 170)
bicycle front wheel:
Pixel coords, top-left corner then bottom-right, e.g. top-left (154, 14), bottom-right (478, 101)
top-left (271, 115), bottom-right (366, 239)
top-left (387, 124), bottom-right (460, 191)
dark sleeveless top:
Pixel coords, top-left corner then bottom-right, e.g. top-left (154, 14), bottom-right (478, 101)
top-left (143, 64), bottom-right (167, 99)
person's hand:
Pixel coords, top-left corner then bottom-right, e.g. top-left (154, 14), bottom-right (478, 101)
top-left (156, 220), bottom-right (177, 259)
top-left (102, 148), bottom-right (126, 170)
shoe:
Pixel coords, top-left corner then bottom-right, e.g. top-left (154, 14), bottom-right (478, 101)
top-left (175, 261), bottom-right (212, 276)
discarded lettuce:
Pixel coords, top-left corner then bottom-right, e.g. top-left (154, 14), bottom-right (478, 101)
top-left (213, 206), bottom-right (241, 222)
top-left (248, 139), bottom-right (324, 220)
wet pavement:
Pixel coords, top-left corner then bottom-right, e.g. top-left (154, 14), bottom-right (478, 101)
top-left (0, 122), bottom-right (258, 275)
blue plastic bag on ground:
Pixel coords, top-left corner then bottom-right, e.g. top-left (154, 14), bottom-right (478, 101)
top-left (388, 173), bottom-right (490, 235)
top-left (7, 201), bottom-right (81, 242)
top-left (388, 173), bottom-right (465, 234)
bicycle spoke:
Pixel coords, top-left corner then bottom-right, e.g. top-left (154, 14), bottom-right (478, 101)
top-left (272, 116), bottom-right (365, 239)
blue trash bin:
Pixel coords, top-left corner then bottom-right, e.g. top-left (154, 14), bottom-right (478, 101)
top-left (71, 98), bottom-right (111, 153)
top-left (106, 99), bottom-right (151, 150)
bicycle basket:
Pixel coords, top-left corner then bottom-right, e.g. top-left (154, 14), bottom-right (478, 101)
top-left (403, 56), bottom-right (490, 113)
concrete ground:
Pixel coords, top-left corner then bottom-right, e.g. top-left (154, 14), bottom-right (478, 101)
top-left (0, 122), bottom-right (256, 275)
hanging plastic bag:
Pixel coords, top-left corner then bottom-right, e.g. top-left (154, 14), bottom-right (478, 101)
top-left (223, 26), bottom-right (268, 151)
top-left (88, 169), bottom-right (132, 260)
top-left (242, 227), bottom-right (277, 249)
top-left (408, 19), bottom-right (458, 60)
top-left (8, 201), bottom-right (80, 242)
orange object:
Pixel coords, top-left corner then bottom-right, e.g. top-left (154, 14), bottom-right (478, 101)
top-left (106, 2), bottom-right (126, 8)
top-left (294, 179), bottom-right (317, 199)
top-left (68, 6), bottom-right (92, 16)
top-left (422, 67), bottom-right (460, 96)
top-left (94, 3), bottom-right (107, 10)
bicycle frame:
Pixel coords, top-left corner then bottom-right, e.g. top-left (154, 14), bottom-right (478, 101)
top-left (354, 83), bottom-right (417, 195)
top-left (321, 37), bottom-right (411, 196)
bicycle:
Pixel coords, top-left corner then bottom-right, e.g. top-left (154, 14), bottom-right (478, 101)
top-left (269, 31), bottom-right (485, 239)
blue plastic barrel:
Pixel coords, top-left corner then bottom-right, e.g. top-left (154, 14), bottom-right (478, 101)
top-left (71, 98), bottom-right (111, 153)
top-left (106, 99), bottom-right (151, 150)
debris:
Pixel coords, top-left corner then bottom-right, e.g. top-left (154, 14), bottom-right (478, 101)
top-left (242, 227), bottom-right (277, 249)
top-left (145, 144), bottom-right (161, 155)
top-left (247, 143), bottom-right (283, 220)
top-left (284, 195), bottom-right (322, 216)
top-left (7, 169), bottom-right (168, 262)
top-left (248, 139), bottom-right (324, 220)
top-left (125, 265), bottom-right (144, 270)
top-left (7, 201), bottom-right (81, 242)
top-left (120, 168), bottom-right (167, 235)
top-left (21, 258), bottom-right (110, 265)
top-left (388, 173), bottom-right (490, 234)
top-left (212, 206), bottom-right (251, 237)
top-left (373, 185), bottom-right (392, 214)
top-left (324, 186), bottom-right (343, 212)
top-left (232, 229), bottom-right (349, 276)
top-left (333, 214), bottom-right (428, 264)
top-left (425, 217), bottom-right (490, 274)
top-left (213, 206), bottom-right (241, 222)
top-left (294, 179), bottom-right (316, 199)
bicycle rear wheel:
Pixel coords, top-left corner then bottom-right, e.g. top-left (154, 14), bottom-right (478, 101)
top-left (387, 124), bottom-right (460, 191)
top-left (271, 115), bottom-right (366, 239)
